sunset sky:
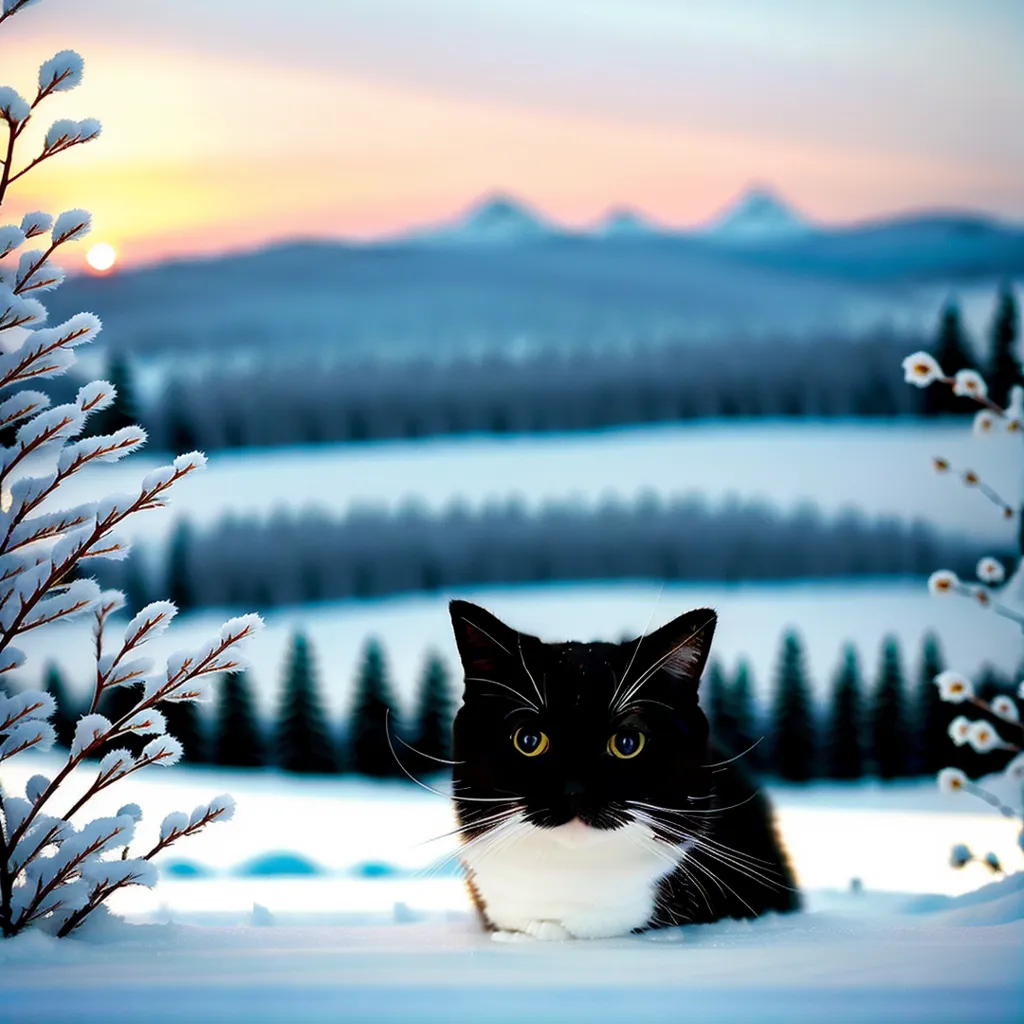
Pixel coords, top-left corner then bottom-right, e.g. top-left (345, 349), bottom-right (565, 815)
top-left (3, 0), bottom-right (1023, 267)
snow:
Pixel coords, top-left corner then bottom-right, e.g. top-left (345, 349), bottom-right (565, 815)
top-left (49, 421), bottom-right (1023, 548)
top-left (0, 762), bottom-right (1021, 1021)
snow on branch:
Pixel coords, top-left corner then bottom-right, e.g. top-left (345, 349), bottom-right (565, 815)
top-left (0, 0), bottom-right (262, 939)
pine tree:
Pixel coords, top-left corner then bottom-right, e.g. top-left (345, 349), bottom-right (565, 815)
top-left (703, 660), bottom-right (736, 752)
top-left (163, 699), bottom-right (206, 763)
top-left (212, 670), bottom-right (265, 768)
top-left (926, 301), bottom-right (979, 416)
top-left (408, 651), bottom-right (454, 774)
top-left (43, 663), bottom-right (78, 748)
top-left (87, 351), bottom-right (138, 437)
top-left (167, 520), bottom-right (195, 611)
top-left (824, 644), bottom-right (864, 780)
top-left (349, 637), bottom-right (401, 778)
top-left (769, 631), bottom-right (816, 782)
top-left (275, 632), bottom-right (336, 773)
top-left (163, 378), bottom-right (199, 453)
top-left (871, 635), bottom-right (909, 779)
top-left (914, 632), bottom-right (948, 776)
top-left (96, 683), bottom-right (146, 758)
top-left (987, 285), bottom-right (1022, 408)
top-left (730, 658), bottom-right (762, 772)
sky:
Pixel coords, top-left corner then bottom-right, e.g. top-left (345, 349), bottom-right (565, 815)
top-left (2, 0), bottom-right (1023, 266)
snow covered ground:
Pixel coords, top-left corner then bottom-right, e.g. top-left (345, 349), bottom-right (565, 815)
top-left (0, 762), bottom-right (1021, 1022)
top-left (25, 581), bottom-right (1024, 716)
top-left (52, 421), bottom-right (1023, 546)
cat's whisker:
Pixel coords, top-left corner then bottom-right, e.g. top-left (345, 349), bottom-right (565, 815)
top-left (518, 634), bottom-right (546, 708)
top-left (685, 852), bottom-right (759, 917)
top-left (702, 737), bottom-right (764, 771)
top-left (609, 583), bottom-right (665, 711)
top-left (465, 676), bottom-right (540, 713)
top-left (386, 710), bottom-right (520, 804)
top-left (687, 836), bottom-right (792, 893)
top-left (625, 793), bottom-right (760, 818)
top-left (420, 807), bottom-right (522, 846)
top-left (394, 733), bottom-right (466, 766)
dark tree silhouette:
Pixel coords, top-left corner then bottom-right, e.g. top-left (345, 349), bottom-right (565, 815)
top-left (913, 632), bottom-right (948, 776)
top-left (769, 631), bottom-right (816, 782)
top-left (825, 644), bottom-right (864, 780)
top-left (43, 663), bottom-right (78, 748)
top-left (871, 635), bottom-right (909, 779)
top-left (167, 520), bottom-right (195, 612)
top-left (730, 658), bottom-right (762, 771)
top-left (96, 683), bottom-right (146, 758)
top-left (275, 632), bottom-right (336, 773)
top-left (212, 670), bottom-right (265, 768)
top-left (163, 379), bottom-right (199, 454)
top-left (349, 637), bottom-right (402, 778)
top-left (87, 351), bottom-right (139, 437)
top-left (927, 300), bottom-right (979, 416)
top-left (703, 660), bottom-right (736, 752)
top-left (163, 699), bottom-right (206, 763)
top-left (987, 284), bottom-right (1022, 408)
top-left (408, 651), bottom-right (454, 774)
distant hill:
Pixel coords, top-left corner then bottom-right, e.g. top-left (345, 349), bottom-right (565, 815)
top-left (47, 193), bottom-right (1024, 362)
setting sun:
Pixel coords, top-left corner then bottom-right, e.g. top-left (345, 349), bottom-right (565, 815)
top-left (86, 242), bottom-right (117, 272)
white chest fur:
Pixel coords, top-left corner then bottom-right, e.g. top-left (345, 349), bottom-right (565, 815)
top-left (460, 816), bottom-right (680, 939)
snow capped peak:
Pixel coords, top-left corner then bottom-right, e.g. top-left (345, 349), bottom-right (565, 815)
top-left (595, 207), bottom-right (660, 238)
top-left (703, 185), bottom-right (812, 244)
top-left (412, 193), bottom-right (555, 246)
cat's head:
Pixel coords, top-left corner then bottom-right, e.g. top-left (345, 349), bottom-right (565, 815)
top-left (448, 599), bottom-right (717, 834)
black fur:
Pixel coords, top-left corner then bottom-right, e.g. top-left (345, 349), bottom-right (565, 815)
top-left (448, 599), bottom-right (800, 930)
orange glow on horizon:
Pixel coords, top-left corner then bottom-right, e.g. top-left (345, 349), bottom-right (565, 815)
top-left (0, 31), bottom-right (1018, 269)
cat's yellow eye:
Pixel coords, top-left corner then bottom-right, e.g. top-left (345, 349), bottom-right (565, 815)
top-left (513, 727), bottom-right (550, 757)
top-left (608, 729), bottom-right (645, 760)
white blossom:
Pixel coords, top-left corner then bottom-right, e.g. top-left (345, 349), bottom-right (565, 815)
top-left (123, 601), bottom-right (177, 648)
top-left (1003, 753), bottom-right (1024, 782)
top-left (976, 557), bottom-right (1005, 584)
top-left (972, 410), bottom-right (997, 436)
top-left (116, 803), bottom-right (143, 822)
top-left (901, 351), bottom-right (943, 387)
top-left (965, 719), bottom-right (1004, 754)
top-left (119, 708), bottom-right (166, 737)
top-left (25, 774), bottom-right (49, 803)
top-left (989, 696), bottom-right (1019, 723)
top-left (81, 857), bottom-right (158, 889)
top-left (1, 796), bottom-right (32, 832)
top-left (52, 209), bottom-right (91, 245)
top-left (0, 224), bottom-right (25, 256)
top-left (927, 570), bottom-right (958, 596)
top-left (0, 86), bottom-right (30, 124)
top-left (44, 117), bottom-right (102, 152)
top-left (952, 369), bottom-right (987, 400)
top-left (173, 450), bottom-right (207, 473)
top-left (0, 720), bottom-right (55, 760)
top-left (947, 715), bottom-right (971, 746)
top-left (0, 689), bottom-right (55, 730)
top-left (936, 767), bottom-right (967, 794)
top-left (0, 646), bottom-right (25, 673)
top-left (139, 734), bottom-right (182, 767)
top-left (934, 671), bottom-right (973, 703)
top-left (159, 811), bottom-right (189, 841)
top-left (97, 748), bottom-right (134, 781)
top-left (70, 714), bottom-right (111, 757)
top-left (39, 50), bottom-right (84, 94)
top-left (19, 212), bottom-right (51, 238)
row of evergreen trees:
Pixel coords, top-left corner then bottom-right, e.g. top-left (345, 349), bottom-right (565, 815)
top-left (927, 287), bottom-right (1022, 414)
top-left (94, 500), bottom-right (992, 615)
top-left (71, 286), bottom-right (1020, 456)
top-left (38, 629), bottom-right (1020, 782)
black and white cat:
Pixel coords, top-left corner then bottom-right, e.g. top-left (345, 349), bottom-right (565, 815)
top-left (447, 600), bottom-right (799, 940)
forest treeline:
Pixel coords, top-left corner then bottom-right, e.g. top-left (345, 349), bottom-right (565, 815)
top-left (91, 498), bottom-right (998, 613)
top-left (78, 288), bottom-right (1021, 453)
top-left (34, 629), bottom-right (1022, 784)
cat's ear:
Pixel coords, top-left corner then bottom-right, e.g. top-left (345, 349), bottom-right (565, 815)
top-left (448, 600), bottom-right (518, 677)
top-left (631, 608), bottom-right (717, 688)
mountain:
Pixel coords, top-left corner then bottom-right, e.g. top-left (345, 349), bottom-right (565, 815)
top-left (702, 186), bottom-right (813, 244)
top-left (594, 207), bottom-right (661, 238)
top-left (409, 193), bottom-right (556, 245)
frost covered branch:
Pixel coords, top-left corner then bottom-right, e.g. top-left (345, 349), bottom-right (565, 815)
top-left (0, 0), bottom-right (262, 938)
top-left (903, 344), bottom-right (1024, 862)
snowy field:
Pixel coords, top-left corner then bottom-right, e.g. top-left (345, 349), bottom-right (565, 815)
top-left (0, 760), bottom-right (1021, 1022)
top-left (51, 421), bottom-right (1023, 546)
top-left (25, 581), bottom-right (1024, 715)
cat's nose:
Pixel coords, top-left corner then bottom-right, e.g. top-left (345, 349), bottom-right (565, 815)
top-left (563, 780), bottom-right (586, 799)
